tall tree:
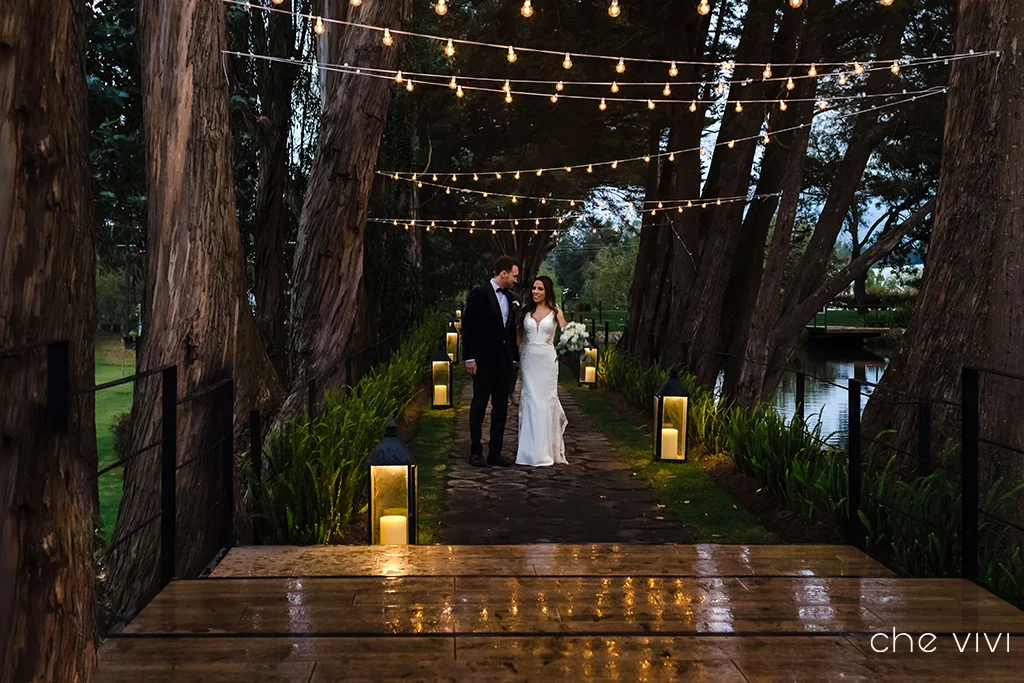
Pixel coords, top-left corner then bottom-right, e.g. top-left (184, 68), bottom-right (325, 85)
top-left (106, 0), bottom-right (282, 618)
top-left (0, 1), bottom-right (97, 680)
top-left (288, 0), bottom-right (411, 398)
top-left (862, 0), bottom-right (1024, 484)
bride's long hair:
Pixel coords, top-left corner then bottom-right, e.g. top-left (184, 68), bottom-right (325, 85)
top-left (518, 275), bottom-right (559, 341)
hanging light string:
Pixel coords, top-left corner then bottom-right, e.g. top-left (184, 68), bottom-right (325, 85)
top-left (377, 88), bottom-right (945, 179)
top-left (222, 0), bottom-right (997, 71)
top-left (224, 50), bottom-right (950, 110)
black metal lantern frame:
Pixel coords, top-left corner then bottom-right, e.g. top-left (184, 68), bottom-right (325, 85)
top-left (446, 320), bottom-right (461, 363)
top-left (579, 346), bottom-right (599, 386)
top-left (654, 370), bottom-right (689, 461)
top-left (368, 419), bottom-right (418, 545)
top-left (431, 347), bottom-right (453, 409)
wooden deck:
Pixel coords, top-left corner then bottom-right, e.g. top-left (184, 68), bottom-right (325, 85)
top-left (98, 544), bottom-right (1024, 681)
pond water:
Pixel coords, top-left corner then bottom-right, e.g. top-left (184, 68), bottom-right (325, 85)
top-left (771, 346), bottom-right (890, 446)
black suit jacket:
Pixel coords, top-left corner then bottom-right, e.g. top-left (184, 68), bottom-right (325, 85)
top-left (462, 281), bottom-right (519, 370)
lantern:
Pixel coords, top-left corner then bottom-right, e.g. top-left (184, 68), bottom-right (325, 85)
top-left (579, 347), bottom-right (598, 386)
top-left (446, 319), bottom-right (461, 362)
top-left (431, 347), bottom-right (453, 409)
top-left (368, 418), bottom-right (418, 545)
top-left (455, 307), bottom-right (462, 330)
top-left (654, 370), bottom-right (689, 461)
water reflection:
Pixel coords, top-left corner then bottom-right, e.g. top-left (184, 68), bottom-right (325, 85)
top-left (772, 347), bottom-right (889, 446)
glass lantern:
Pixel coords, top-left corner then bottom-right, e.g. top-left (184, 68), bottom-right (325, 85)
top-left (579, 347), bottom-right (598, 386)
top-left (654, 370), bottom-right (689, 461)
top-left (431, 347), bottom-right (453, 409)
top-left (454, 307), bottom-right (462, 332)
top-left (445, 320), bottom-right (460, 363)
top-left (368, 418), bottom-right (418, 545)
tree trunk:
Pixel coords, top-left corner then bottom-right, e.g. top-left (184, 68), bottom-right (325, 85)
top-left (106, 0), bottom-right (282, 620)
top-left (863, 0), bottom-right (1024, 486)
top-left (0, 1), bottom-right (97, 680)
top-left (289, 0), bottom-right (411, 400)
top-left (253, 5), bottom-right (298, 384)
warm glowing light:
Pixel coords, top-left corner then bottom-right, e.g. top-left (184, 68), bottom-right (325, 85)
top-left (563, 53), bottom-right (573, 69)
top-left (610, 81), bottom-right (619, 93)
top-left (550, 93), bottom-right (559, 103)
top-left (405, 80), bottom-right (414, 91)
top-left (505, 92), bottom-right (513, 103)
top-left (716, 81), bottom-right (725, 95)
top-left (727, 140), bottom-right (735, 149)
top-left (890, 60), bottom-right (901, 74)
top-left (854, 61), bottom-right (864, 75)
top-left (735, 101), bottom-right (743, 112)
top-left (609, 0), bottom-right (621, 18)
top-left (445, 38), bottom-right (455, 57)
top-left (689, 100), bottom-right (697, 112)
top-left (503, 79), bottom-right (511, 93)
top-left (880, 0), bottom-right (894, 5)
top-left (763, 64), bottom-right (772, 79)
top-left (507, 46), bottom-right (517, 62)
top-left (647, 99), bottom-right (656, 110)
top-left (786, 77), bottom-right (795, 90)
top-left (473, 173), bottom-right (479, 181)
top-left (616, 57), bottom-right (626, 73)
top-left (762, 133), bottom-right (770, 144)
top-left (789, 0), bottom-right (802, 7)
top-left (643, 155), bottom-right (651, 163)
top-left (838, 73), bottom-right (848, 86)
top-left (698, 0), bottom-right (710, 16)
top-left (514, 171), bottom-right (521, 180)
top-left (395, 71), bottom-right (404, 83)
top-left (521, 0), bottom-right (534, 18)
top-left (314, 16), bottom-right (325, 34)
top-left (668, 152), bottom-right (675, 161)
top-left (556, 80), bottom-right (565, 91)
top-left (435, 0), bottom-right (448, 16)
top-left (669, 61), bottom-right (679, 77)
top-left (565, 166), bottom-right (573, 172)
top-left (449, 76), bottom-right (457, 89)
top-left (817, 99), bottom-right (828, 110)
top-left (663, 83), bottom-right (672, 96)
top-left (382, 29), bottom-right (393, 46)
top-left (722, 61), bottom-right (734, 72)
top-left (779, 99), bottom-right (788, 110)
top-left (587, 164), bottom-right (594, 173)
top-left (611, 160), bottom-right (618, 169)
top-left (350, 0), bottom-right (362, 6)
top-left (808, 64), bottom-right (817, 77)
top-left (456, 85), bottom-right (464, 97)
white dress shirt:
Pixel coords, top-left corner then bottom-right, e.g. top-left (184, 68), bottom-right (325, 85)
top-left (491, 278), bottom-right (509, 327)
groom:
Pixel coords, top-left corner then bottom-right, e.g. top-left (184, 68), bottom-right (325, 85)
top-left (462, 255), bottom-right (520, 467)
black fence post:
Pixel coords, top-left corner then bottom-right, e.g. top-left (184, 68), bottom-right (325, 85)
top-left (160, 366), bottom-right (177, 583)
top-left (307, 378), bottom-right (316, 419)
top-left (249, 409), bottom-right (261, 545)
top-left (46, 340), bottom-right (70, 434)
top-left (590, 318), bottom-right (596, 341)
top-left (795, 372), bottom-right (806, 424)
top-left (345, 358), bottom-right (353, 388)
top-left (917, 402), bottom-right (933, 477)
top-left (848, 378), bottom-right (864, 549)
top-left (221, 380), bottom-right (236, 549)
top-left (604, 320), bottom-right (610, 347)
top-left (961, 367), bottom-right (980, 582)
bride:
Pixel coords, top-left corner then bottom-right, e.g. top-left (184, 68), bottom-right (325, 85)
top-left (516, 275), bottom-right (569, 467)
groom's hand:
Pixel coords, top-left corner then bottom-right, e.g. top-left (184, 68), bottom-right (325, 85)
top-left (466, 360), bottom-right (477, 375)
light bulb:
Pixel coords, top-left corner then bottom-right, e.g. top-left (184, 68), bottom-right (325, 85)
top-left (716, 198), bottom-right (722, 206)
top-left (445, 187), bottom-right (451, 195)
top-left (647, 99), bottom-right (656, 110)
top-left (432, 174), bottom-right (438, 181)
top-left (587, 164), bottom-right (594, 173)
top-left (735, 101), bottom-right (743, 113)
top-left (563, 53), bottom-right (573, 69)
top-left (507, 46), bottom-right (517, 63)
top-left (610, 81), bottom-right (619, 93)
top-left (762, 133), bottom-right (770, 144)
top-left (505, 92), bottom-right (513, 103)
top-left (556, 80), bottom-right (564, 91)
top-left (382, 29), bottom-right (393, 46)
top-left (786, 77), bottom-right (795, 90)
top-left (521, 0), bottom-right (534, 18)
top-left (314, 17), bottom-right (325, 34)
top-left (698, 0), bottom-right (710, 16)
top-left (599, 98), bottom-right (607, 110)
top-left (395, 70), bottom-right (404, 83)
top-left (689, 100), bottom-right (697, 112)
top-left (449, 76), bottom-right (457, 89)
top-left (445, 38), bottom-right (455, 57)
top-left (808, 63), bottom-right (817, 77)
top-left (763, 64), bottom-right (772, 79)
top-left (611, 160), bottom-right (618, 169)
top-left (722, 60), bottom-right (733, 71)
top-left (514, 171), bottom-right (521, 180)
top-left (700, 148), bottom-right (707, 157)
top-left (473, 173), bottom-right (479, 181)
top-left (616, 57), bottom-right (626, 73)
top-left (890, 60), bottom-right (901, 74)
top-left (537, 169), bottom-right (543, 176)
top-left (669, 61), bottom-right (679, 77)
top-left (854, 61), bottom-right (864, 74)
top-left (451, 174), bottom-right (457, 181)
top-left (880, 0), bottom-right (894, 5)
top-left (550, 93), bottom-right (559, 103)
top-left (779, 99), bottom-right (788, 111)
top-left (503, 79), bottom-right (511, 93)
top-left (716, 81), bottom-right (725, 95)
top-left (727, 140), bottom-right (735, 149)
top-left (350, 0), bottom-right (361, 6)
top-left (405, 80), bottom-right (414, 91)
top-left (496, 173), bottom-right (502, 179)
top-left (435, 0), bottom-right (448, 16)
top-left (663, 83), bottom-right (672, 96)
top-left (838, 73), bottom-right (848, 86)
top-left (643, 155), bottom-right (651, 163)
top-left (609, 0), bottom-right (621, 18)
top-left (456, 85), bottom-right (464, 97)
top-left (817, 99), bottom-right (828, 110)
top-left (668, 152), bottom-right (675, 161)
top-left (789, 0), bottom-right (802, 7)
top-left (565, 166), bottom-right (573, 172)
top-left (511, 196), bottom-right (518, 203)
top-left (272, 0), bottom-right (284, 4)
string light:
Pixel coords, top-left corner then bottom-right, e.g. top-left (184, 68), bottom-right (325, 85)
top-left (503, 79), bottom-right (511, 93)
top-left (890, 60), bottom-right (901, 74)
top-left (698, 0), bottom-right (710, 16)
top-left (663, 83), bottom-right (672, 96)
top-left (272, 0), bottom-right (284, 4)
top-left (789, 0), bottom-right (802, 7)
top-left (808, 63), bottom-right (817, 77)
top-left (838, 73), bottom-right (848, 86)
top-left (445, 38), bottom-right (456, 57)
top-left (786, 77), bottom-right (795, 90)
top-left (395, 70), bottom-right (404, 83)
top-left (722, 61), bottom-right (734, 72)
top-left (648, 99), bottom-right (656, 110)
top-left (727, 140), bottom-right (735, 149)
top-left (550, 93), bottom-right (559, 103)
top-left (556, 80), bottom-right (565, 91)
top-left (382, 29), bottom-right (393, 46)
top-left (817, 99), bottom-right (828, 110)
top-left (880, 0), bottom-right (894, 5)
top-left (762, 133), bottom-right (770, 144)
top-left (689, 100), bottom-right (697, 112)
top-left (762, 64), bottom-right (772, 79)
top-left (521, 0), bottom-right (534, 18)
top-left (449, 76), bottom-right (457, 89)
top-left (507, 46), bottom-right (517, 62)
top-left (505, 91), bottom-right (513, 103)
top-left (716, 81), bottom-right (725, 95)
top-left (735, 101), bottom-right (743, 112)
top-left (610, 82), bottom-right (619, 93)
top-left (668, 152), bottom-right (675, 161)
top-left (608, 0), bottom-right (621, 18)
top-left (616, 57), bottom-right (626, 73)
top-left (405, 79), bottom-right (414, 91)
top-left (779, 99), bottom-right (788, 111)
top-left (563, 53), bottom-right (573, 69)
top-left (314, 16), bottom-right (325, 34)
top-left (457, 85), bottom-right (464, 97)
top-left (587, 164), bottom-right (594, 173)
top-left (435, 0), bottom-right (447, 16)
top-left (669, 61), bottom-right (679, 77)
top-left (643, 155), bottom-right (651, 163)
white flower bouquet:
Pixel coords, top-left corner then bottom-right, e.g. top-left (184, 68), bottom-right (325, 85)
top-left (555, 321), bottom-right (591, 359)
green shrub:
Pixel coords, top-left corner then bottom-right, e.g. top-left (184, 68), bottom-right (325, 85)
top-left (111, 411), bottom-right (132, 460)
top-left (247, 313), bottom-right (446, 544)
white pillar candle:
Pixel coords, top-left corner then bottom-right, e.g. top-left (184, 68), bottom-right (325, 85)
top-left (584, 366), bottom-right (596, 383)
top-left (433, 384), bottom-right (448, 405)
top-left (661, 427), bottom-right (679, 459)
top-left (380, 514), bottom-right (408, 545)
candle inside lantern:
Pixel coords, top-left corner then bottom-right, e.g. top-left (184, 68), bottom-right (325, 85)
top-left (584, 366), bottom-right (596, 383)
top-left (433, 384), bottom-right (448, 405)
top-left (380, 514), bottom-right (408, 545)
top-left (661, 426), bottom-right (679, 459)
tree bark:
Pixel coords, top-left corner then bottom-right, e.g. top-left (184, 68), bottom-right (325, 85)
top-left (288, 0), bottom-right (411, 401)
top-left (106, 0), bottom-right (282, 619)
top-left (863, 0), bottom-right (1024, 485)
top-left (0, 1), bottom-right (97, 680)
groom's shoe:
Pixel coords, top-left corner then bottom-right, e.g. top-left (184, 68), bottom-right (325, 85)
top-left (469, 453), bottom-right (488, 467)
top-left (488, 454), bottom-right (514, 467)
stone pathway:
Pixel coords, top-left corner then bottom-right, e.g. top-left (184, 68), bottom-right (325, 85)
top-left (440, 371), bottom-right (693, 544)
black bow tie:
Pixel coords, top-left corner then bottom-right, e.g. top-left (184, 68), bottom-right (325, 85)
top-left (497, 288), bottom-right (508, 295)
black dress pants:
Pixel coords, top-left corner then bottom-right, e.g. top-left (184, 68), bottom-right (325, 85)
top-left (469, 364), bottom-right (516, 458)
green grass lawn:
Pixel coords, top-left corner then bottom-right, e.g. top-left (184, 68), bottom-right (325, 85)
top-left (560, 367), bottom-right (777, 544)
top-left (407, 372), bottom-right (461, 545)
top-left (94, 332), bottom-right (135, 541)
top-left (571, 307), bottom-right (627, 334)
top-left (809, 309), bottom-right (895, 328)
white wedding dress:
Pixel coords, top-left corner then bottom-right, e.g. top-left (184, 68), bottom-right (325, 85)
top-left (516, 311), bottom-right (569, 467)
